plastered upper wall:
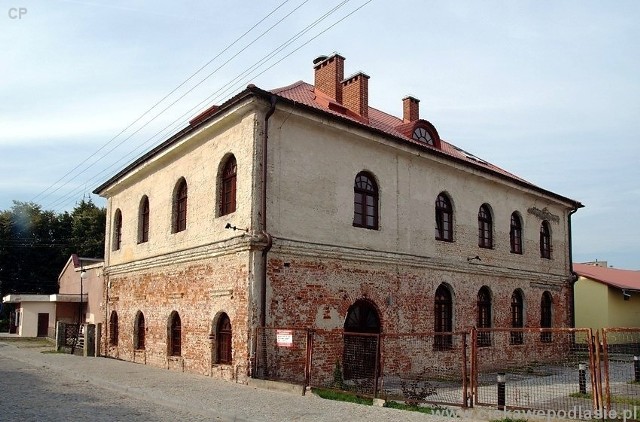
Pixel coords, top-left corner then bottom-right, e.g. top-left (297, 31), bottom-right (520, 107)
top-left (266, 108), bottom-right (573, 276)
top-left (103, 103), bottom-right (260, 266)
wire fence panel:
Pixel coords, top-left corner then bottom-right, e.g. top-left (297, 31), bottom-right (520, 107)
top-left (380, 332), bottom-right (469, 407)
top-left (601, 328), bottom-right (640, 415)
top-left (254, 327), bottom-right (309, 384)
top-left (474, 328), bottom-right (595, 413)
top-left (308, 329), bottom-right (347, 390)
top-left (307, 330), bottom-right (381, 396)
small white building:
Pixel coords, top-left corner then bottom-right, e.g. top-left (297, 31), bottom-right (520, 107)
top-left (2, 294), bottom-right (86, 337)
top-left (2, 254), bottom-right (102, 337)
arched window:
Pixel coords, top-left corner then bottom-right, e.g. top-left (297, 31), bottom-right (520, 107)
top-left (435, 193), bottom-right (453, 241)
top-left (434, 284), bottom-right (453, 350)
top-left (109, 310), bottom-right (118, 346)
top-left (477, 286), bottom-right (492, 347)
top-left (174, 179), bottom-right (188, 233)
top-left (169, 312), bottom-right (182, 356)
top-left (353, 172), bottom-right (379, 230)
top-left (343, 299), bottom-right (381, 380)
top-left (478, 204), bottom-right (493, 249)
top-left (113, 209), bottom-right (122, 251)
top-left (216, 314), bottom-right (232, 364)
top-left (540, 221), bottom-right (551, 259)
top-left (134, 311), bottom-right (145, 350)
top-left (510, 212), bottom-right (523, 254)
top-left (540, 292), bottom-right (552, 342)
top-left (139, 196), bottom-right (150, 243)
top-left (220, 156), bottom-right (237, 216)
top-left (510, 290), bottom-right (524, 345)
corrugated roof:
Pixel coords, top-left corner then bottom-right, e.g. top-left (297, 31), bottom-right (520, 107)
top-left (574, 263), bottom-right (640, 291)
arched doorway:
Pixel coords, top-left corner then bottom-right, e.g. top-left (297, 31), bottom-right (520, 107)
top-left (343, 299), bottom-right (381, 381)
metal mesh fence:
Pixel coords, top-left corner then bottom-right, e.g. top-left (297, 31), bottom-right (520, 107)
top-left (254, 327), bottom-right (309, 384)
top-left (253, 325), bottom-right (640, 415)
top-left (380, 332), bottom-right (469, 406)
top-left (474, 328), bottom-right (595, 413)
top-left (308, 330), bottom-right (380, 396)
top-left (63, 323), bottom-right (79, 347)
top-left (601, 328), bottom-right (640, 415)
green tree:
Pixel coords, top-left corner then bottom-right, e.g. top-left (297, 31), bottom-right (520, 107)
top-left (69, 199), bottom-right (106, 258)
top-left (0, 200), bottom-right (105, 297)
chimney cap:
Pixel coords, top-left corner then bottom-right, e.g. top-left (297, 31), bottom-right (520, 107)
top-left (313, 53), bottom-right (346, 69)
top-left (402, 95), bottom-right (420, 103)
top-left (313, 55), bottom-right (328, 65)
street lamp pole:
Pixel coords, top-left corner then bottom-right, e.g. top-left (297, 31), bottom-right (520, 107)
top-left (71, 266), bottom-right (86, 355)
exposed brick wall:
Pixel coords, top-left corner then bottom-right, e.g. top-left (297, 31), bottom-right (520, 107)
top-left (266, 251), bottom-right (569, 334)
top-left (104, 250), bottom-right (253, 382)
top-left (313, 54), bottom-right (345, 102)
top-left (342, 72), bottom-right (369, 119)
top-left (403, 96), bottom-right (420, 122)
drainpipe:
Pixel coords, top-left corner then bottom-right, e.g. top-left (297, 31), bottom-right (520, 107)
top-left (260, 95), bottom-right (277, 328)
top-left (568, 205), bottom-right (581, 328)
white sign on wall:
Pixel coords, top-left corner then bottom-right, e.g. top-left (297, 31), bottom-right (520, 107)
top-left (276, 329), bottom-right (293, 347)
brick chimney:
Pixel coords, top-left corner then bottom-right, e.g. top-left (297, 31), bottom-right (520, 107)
top-left (313, 54), bottom-right (345, 103)
top-left (403, 96), bottom-right (420, 122)
top-left (342, 72), bottom-right (370, 119)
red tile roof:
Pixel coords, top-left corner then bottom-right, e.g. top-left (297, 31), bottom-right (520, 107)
top-left (271, 80), bottom-right (531, 185)
top-left (574, 263), bottom-right (640, 291)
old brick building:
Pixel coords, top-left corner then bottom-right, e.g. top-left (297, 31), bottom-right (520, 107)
top-left (94, 54), bottom-right (582, 382)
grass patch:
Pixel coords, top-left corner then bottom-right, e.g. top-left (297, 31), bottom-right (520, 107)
top-left (312, 388), bottom-right (373, 405)
top-left (383, 401), bottom-right (439, 414)
top-left (570, 392), bottom-right (640, 406)
top-left (569, 392), bottom-right (592, 399)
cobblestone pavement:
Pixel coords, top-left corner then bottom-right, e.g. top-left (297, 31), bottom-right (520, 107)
top-left (0, 339), bottom-right (485, 422)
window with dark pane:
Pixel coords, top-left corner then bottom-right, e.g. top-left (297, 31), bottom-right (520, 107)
top-left (510, 212), bottom-right (522, 254)
top-left (434, 284), bottom-right (453, 350)
top-left (140, 197), bottom-right (150, 243)
top-left (170, 312), bottom-right (182, 356)
top-left (113, 209), bottom-right (122, 251)
top-left (510, 290), bottom-right (524, 345)
top-left (478, 204), bottom-right (493, 248)
top-left (220, 156), bottom-right (237, 216)
top-left (477, 287), bottom-right (492, 347)
top-left (435, 193), bottom-right (453, 241)
top-left (353, 172), bottom-right (378, 230)
top-left (135, 311), bottom-right (145, 350)
top-left (109, 310), bottom-right (118, 346)
top-left (540, 221), bottom-right (551, 259)
top-left (175, 180), bottom-right (187, 233)
top-left (217, 314), bottom-right (232, 364)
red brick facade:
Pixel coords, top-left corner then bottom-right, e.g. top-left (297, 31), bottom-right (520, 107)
top-left (104, 249), bottom-right (253, 381)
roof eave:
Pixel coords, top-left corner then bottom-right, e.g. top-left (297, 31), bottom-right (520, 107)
top-left (93, 88), bottom-right (257, 196)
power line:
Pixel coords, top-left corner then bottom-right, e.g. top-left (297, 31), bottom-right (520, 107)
top-left (45, 0), bottom-right (374, 212)
top-left (31, 0), bottom-right (294, 205)
top-left (44, 0), bottom-right (314, 212)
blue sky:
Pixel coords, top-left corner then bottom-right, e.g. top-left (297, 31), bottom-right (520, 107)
top-left (1, 1), bottom-right (639, 269)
